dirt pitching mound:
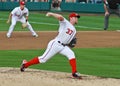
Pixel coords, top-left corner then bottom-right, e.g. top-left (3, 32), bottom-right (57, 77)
top-left (0, 67), bottom-right (120, 86)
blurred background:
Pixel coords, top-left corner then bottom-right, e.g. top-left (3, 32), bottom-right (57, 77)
top-left (0, 0), bottom-right (104, 13)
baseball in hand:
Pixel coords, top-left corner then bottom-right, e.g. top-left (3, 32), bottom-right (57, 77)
top-left (46, 13), bottom-right (49, 16)
top-left (46, 12), bottom-right (52, 17)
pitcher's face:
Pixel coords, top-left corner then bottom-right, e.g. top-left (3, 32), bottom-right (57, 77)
top-left (70, 17), bottom-right (78, 25)
top-left (74, 17), bottom-right (78, 24)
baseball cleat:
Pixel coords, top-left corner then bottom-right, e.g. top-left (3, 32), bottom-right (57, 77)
top-left (116, 30), bottom-right (120, 32)
top-left (20, 60), bottom-right (27, 72)
top-left (72, 72), bottom-right (82, 79)
top-left (6, 34), bottom-right (11, 38)
top-left (33, 34), bottom-right (38, 37)
top-left (104, 28), bottom-right (107, 30)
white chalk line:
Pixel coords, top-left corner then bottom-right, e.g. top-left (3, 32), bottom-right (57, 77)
top-left (0, 18), bottom-right (102, 30)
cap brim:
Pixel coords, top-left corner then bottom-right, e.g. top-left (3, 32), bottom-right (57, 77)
top-left (76, 15), bottom-right (80, 18)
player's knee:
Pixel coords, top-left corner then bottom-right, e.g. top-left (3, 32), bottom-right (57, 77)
top-left (39, 59), bottom-right (47, 63)
top-left (67, 52), bottom-right (75, 59)
top-left (26, 23), bottom-right (31, 28)
top-left (26, 22), bottom-right (30, 26)
top-left (12, 24), bottom-right (15, 26)
top-left (10, 24), bottom-right (15, 28)
top-left (38, 56), bottom-right (48, 63)
top-left (41, 60), bottom-right (47, 63)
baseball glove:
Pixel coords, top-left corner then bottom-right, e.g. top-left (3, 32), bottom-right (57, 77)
top-left (68, 37), bottom-right (77, 48)
top-left (22, 23), bottom-right (27, 29)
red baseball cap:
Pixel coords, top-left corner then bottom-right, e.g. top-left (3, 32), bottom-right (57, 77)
top-left (20, 1), bottom-right (25, 5)
top-left (69, 13), bottom-right (80, 18)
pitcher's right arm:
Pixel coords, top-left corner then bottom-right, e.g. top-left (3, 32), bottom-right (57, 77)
top-left (46, 12), bottom-right (64, 21)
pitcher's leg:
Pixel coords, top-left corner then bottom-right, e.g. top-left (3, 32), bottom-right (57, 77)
top-left (69, 58), bottom-right (77, 73)
top-left (38, 41), bottom-right (61, 63)
top-left (59, 46), bottom-right (81, 79)
top-left (59, 46), bottom-right (77, 73)
top-left (20, 40), bottom-right (60, 71)
top-left (23, 57), bottom-right (39, 68)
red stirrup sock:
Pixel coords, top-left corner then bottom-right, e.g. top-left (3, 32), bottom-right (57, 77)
top-left (24, 57), bottom-right (39, 68)
top-left (69, 58), bottom-right (77, 73)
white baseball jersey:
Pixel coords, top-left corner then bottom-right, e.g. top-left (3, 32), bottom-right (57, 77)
top-left (39, 18), bottom-right (76, 63)
top-left (11, 7), bottom-right (29, 19)
top-left (7, 6), bottom-right (38, 38)
top-left (55, 18), bottom-right (76, 44)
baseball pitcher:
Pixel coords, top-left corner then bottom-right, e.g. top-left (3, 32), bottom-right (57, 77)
top-left (6, 1), bottom-right (38, 38)
top-left (20, 12), bottom-right (82, 79)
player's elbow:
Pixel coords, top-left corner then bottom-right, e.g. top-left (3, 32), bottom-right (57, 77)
top-left (58, 16), bottom-right (64, 21)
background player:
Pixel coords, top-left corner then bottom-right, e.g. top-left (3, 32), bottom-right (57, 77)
top-left (20, 12), bottom-right (82, 79)
top-left (103, 0), bottom-right (120, 30)
top-left (6, 1), bottom-right (38, 38)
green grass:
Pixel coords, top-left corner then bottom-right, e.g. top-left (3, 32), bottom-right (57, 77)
top-left (0, 11), bottom-right (120, 31)
top-left (0, 48), bottom-right (120, 78)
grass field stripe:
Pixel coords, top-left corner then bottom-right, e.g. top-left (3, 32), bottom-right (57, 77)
top-left (75, 25), bottom-right (102, 30)
top-left (0, 18), bottom-right (102, 30)
top-left (30, 21), bottom-right (102, 30)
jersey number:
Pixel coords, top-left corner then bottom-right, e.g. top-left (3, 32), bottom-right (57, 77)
top-left (66, 28), bottom-right (73, 35)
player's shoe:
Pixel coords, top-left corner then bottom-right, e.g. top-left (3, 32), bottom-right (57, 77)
top-left (20, 60), bottom-right (27, 72)
top-left (6, 34), bottom-right (11, 38)
top-left (72, 72), bottom-right (82, 79)
top-left (33, 34), bottom-right (38, 37)
top-left (116, 30), bottom-right (120, 32)
top-left (104, 28), bottom-right (107, 30)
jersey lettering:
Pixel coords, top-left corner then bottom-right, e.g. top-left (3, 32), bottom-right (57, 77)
top-left (66, 28), bottom-right (73, 35)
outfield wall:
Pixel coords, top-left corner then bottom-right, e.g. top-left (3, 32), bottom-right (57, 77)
top-left (61, 2), bottom-right (104, 13)
top-left (0, 2), bottom-right (104, 13)
top-left (0, 2), bottom-right (51, 11)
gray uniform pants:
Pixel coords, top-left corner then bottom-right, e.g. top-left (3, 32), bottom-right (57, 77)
top-left (104, 8), bottom-right (120, 30)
